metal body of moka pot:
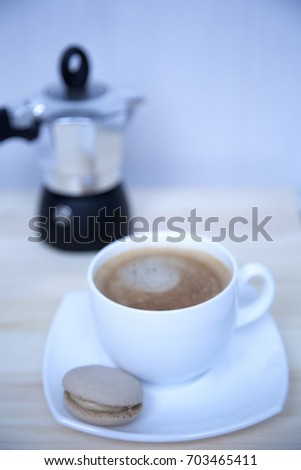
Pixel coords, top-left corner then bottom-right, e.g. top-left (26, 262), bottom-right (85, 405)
top-left (0, 46), bottom-right (141, 251)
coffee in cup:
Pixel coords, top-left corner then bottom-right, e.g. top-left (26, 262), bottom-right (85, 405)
top-left (94, 248), bottom-right (231, 311)
top-left (88, 233), bottom-right (275, 384)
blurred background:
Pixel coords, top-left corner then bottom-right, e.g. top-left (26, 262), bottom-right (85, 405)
top-left (0, 0), bottom-right (300, 188)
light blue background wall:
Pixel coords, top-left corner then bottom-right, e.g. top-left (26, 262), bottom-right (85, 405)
top-left (0, 0), bottom-right (300, 188)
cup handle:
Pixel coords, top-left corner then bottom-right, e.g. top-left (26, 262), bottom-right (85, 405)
top-left (236, 262), bottom-right (275, 328)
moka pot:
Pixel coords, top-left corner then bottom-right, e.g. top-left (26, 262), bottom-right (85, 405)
top-left (0, 46), bottom-right (142, 251)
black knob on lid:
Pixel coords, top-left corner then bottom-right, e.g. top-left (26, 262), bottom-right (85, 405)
top-left (60, 46), bottom-right (89, 89)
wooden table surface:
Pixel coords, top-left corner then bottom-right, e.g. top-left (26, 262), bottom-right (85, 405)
top-left (0, 187), bottom-right (300, 450)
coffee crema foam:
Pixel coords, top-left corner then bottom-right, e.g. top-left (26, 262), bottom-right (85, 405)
top-left (94, 248), bottom-right (231, 311)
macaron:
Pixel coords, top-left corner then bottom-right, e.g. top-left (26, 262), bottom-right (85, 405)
top-left (62, 365), bottom-right (143, 426)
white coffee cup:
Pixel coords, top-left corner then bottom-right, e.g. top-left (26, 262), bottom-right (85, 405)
top-left (88, 232), bottom-right (275, 385)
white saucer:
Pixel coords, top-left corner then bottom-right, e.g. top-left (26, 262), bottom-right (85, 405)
top-left (43, 290), bottom-right (288, 443)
